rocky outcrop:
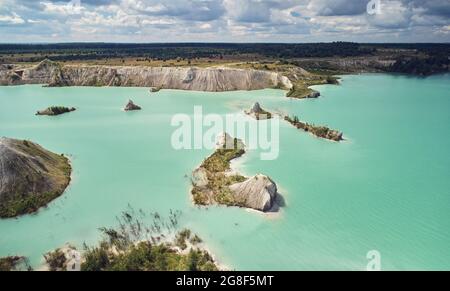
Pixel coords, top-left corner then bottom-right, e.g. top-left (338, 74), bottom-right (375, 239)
top-left (0, 138), bottom-right (72, 218)
top-left (0, 65), bottom-right (20, 85)
top-left (191, 133), bottom-right (280, 212)
top-left (229, 174), bottom-right (278, 212)
top-left (36, 106), bottom-right (76, 116)
top-left (149, 87), bottom-right (161, 93)
top-left (23, 59), bottom-right (65, 85)
top-left (245, 102), bottom-right (272, 120)
top-left (305, 90), bottom-right (321, 99)
top-left (251, 102), bottom-right (263, 114)
top-left (0, 60), bottom-right (293, 92)
top-left (124, 100), bottom-right (141, 111)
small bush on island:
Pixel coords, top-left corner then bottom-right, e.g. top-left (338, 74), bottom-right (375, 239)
top-left (0, 256), bottom-right (32, 271)
top-left (44, 249), bottom-right (67, 271)
top-left (175, 229), bottom-right (192, 250)
top-left (81, 242), bottom-right (111, 271)
top-left (190, 234), bottom-right (203, 245)
top-left (100, 242), bottom-right (217, 271)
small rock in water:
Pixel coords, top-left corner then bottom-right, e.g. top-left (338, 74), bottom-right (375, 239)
top-left (306, 91), bottom-right (320, 98)
top-left (251, 102), bottom-right (263, 114)
top-left (149, 87), bottom-right (161, 93)
top-left (246, 102), bottom-right (272, 120)
top-left (124, 99), bottom-right (142, 111)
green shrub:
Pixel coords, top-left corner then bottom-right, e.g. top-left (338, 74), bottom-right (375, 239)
top-left (44, 249), bottom-right (67, 271)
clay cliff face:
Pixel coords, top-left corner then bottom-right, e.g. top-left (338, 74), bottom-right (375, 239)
top-left (0, 60), bottom-right (293, 92)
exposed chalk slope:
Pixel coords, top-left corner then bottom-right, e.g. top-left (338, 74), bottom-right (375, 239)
top-left (0, 60), bottom-right (293, 92)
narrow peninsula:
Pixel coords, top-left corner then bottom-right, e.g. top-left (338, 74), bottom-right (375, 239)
top-left (245, 102), bottom-right (344, 142)
top-left (285, 115), bottom-right (344, 142)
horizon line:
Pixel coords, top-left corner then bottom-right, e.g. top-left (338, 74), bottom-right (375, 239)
top-left (0, 41), bottom-right (449, 45)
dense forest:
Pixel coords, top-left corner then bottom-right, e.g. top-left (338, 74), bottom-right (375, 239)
top-left (0, 42), bottom-right (374, 60)
top-left (0, 42), bottom-right (447, 60)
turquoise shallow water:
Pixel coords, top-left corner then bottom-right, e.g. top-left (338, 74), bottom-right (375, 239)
top-left (0, 74), bottom-right (449, 270)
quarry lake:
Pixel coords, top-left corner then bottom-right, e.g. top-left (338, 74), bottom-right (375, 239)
top-left (0, 73), bottom-right (449, 270)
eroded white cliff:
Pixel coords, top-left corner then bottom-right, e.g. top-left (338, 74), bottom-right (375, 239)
top-left (0, 60), bottom-right (293, 92)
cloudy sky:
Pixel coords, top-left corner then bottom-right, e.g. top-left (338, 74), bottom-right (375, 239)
top-left (0, 0), bottom-right (449, 43)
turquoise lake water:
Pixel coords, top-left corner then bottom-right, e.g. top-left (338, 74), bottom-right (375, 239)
top-left (0, 74), bottom-right (449, 270)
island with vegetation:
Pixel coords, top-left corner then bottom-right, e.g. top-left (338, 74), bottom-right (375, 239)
top-left (0, 137), bottom-right (72, 218)
top-left (36, 106), bottom-right (76, 116)
top-left (285, 115), bottom-right (343, 142)
top-left (192, 133), bottom-right (279, 212)
top-left (43, 209), bottom-right (220, 271)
